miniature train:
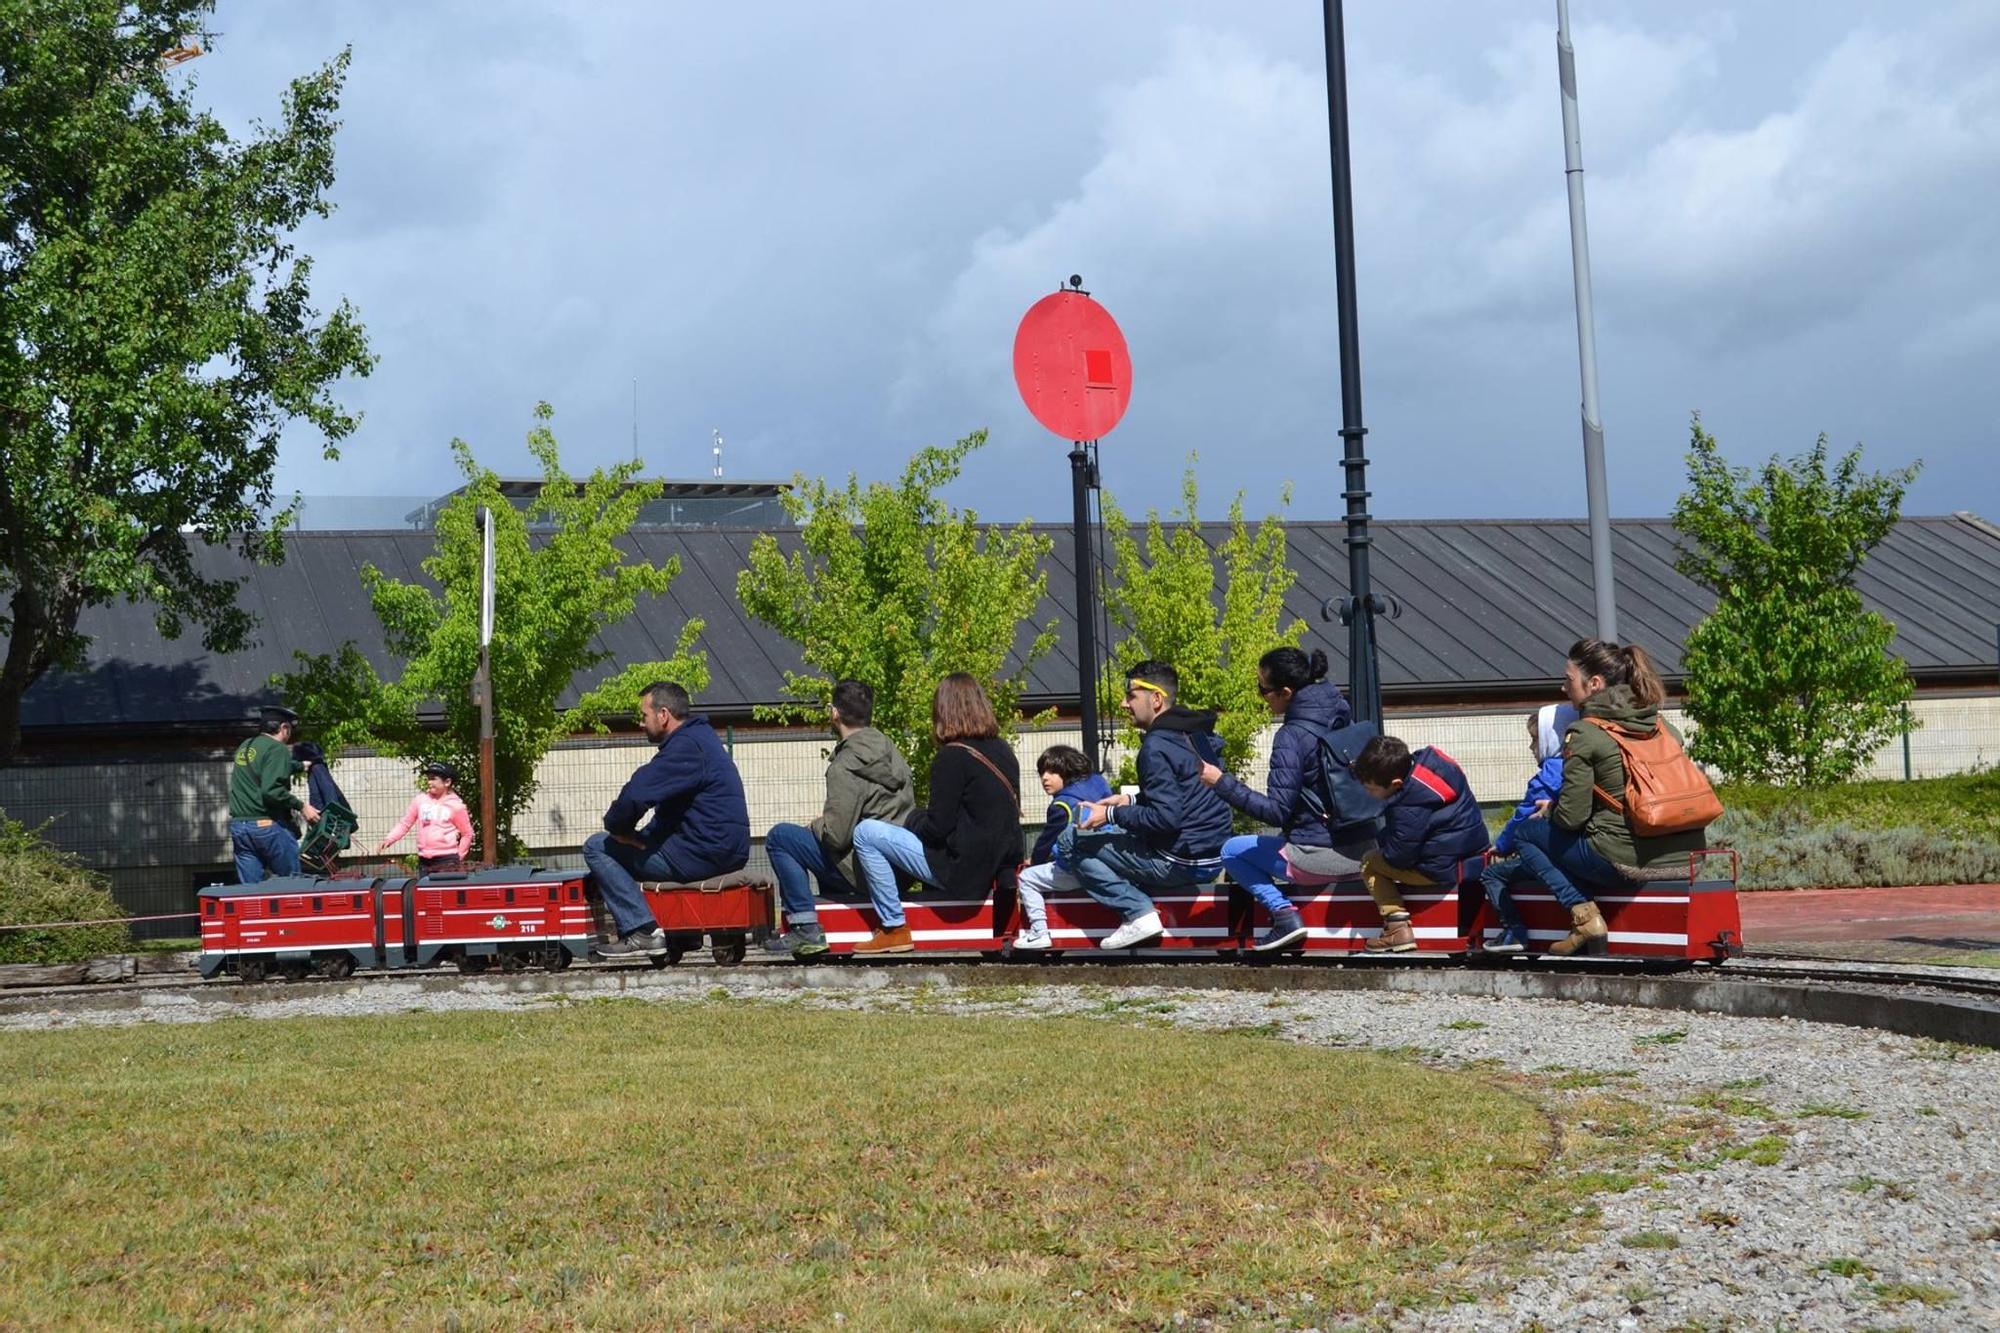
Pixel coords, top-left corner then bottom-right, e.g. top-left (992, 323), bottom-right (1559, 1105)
top-left (197, 851), bottom-right (1740, 981)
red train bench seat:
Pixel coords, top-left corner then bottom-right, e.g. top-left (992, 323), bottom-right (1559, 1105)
top-left (1491, 848), bottom-right (1741, 960)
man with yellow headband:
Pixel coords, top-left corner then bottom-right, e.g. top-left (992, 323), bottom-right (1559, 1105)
top-left (1067, 659), bottom-right (1232, 948)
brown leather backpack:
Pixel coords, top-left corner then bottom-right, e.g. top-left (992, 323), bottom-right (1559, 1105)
top-left (1578, 717), bottom-right (1723, 837)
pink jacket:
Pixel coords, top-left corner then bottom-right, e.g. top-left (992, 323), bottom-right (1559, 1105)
top-left (384, 792), bottom-right (472, 859)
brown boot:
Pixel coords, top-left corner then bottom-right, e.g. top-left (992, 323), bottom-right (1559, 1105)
top-left (853, 924), bottom-right (915, 955)
top-left (1545, 903), bottom-right (1609, 957)
top-left (1363, 911), bottom-right (1417, 954)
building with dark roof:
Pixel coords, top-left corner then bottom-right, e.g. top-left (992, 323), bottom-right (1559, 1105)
top-left (400, 477), bottom-right (794, 531)
top-left (7, 512), bottom-right (1999, 755)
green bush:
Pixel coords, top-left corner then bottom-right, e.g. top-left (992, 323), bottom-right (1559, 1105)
top-left (1718, 771), bottom-right (2000, 842)
top-left (1486, 774), bottom-right (2000, 890)
top-left (1712, 805), bottom-right (2000, 889)
top-left (0, 811), bottom-right (132, 965)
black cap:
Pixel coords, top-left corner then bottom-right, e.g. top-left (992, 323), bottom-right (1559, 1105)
top-left (421, 760), bottom-right (458, 782)
top-left (259, 705), bottom-right (299, 728)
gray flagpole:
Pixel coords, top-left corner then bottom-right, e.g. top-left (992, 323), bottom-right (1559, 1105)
top-left (1558, 0), bottom-right (1618, 642)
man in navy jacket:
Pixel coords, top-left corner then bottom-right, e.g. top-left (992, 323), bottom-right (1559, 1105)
top-left (582, 680), bottom-right (751, 958)
top-left (1070, 660), bottom-right (1233, 950)
top-left (1350, 735), bottom-right (1490, 954)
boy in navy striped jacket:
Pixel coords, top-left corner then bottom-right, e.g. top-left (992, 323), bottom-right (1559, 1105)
top-left (1352, 735), bottom-right (1491, 954)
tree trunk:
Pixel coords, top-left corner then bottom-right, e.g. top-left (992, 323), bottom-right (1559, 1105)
top-left (0, 583), bottom-right (54, 767)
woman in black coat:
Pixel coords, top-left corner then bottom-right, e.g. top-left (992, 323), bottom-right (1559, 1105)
top-left (849, 673), bottom-right (1021, 953)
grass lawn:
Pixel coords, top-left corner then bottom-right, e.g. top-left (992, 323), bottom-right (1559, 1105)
top-left (0, 1000), bottom-right (1557, 1329)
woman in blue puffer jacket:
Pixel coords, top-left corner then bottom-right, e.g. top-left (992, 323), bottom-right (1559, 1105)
top-left (1199, 646), bottom-right (1370, 952)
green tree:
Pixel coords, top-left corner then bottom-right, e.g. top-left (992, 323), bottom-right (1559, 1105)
top-left (736, 431), bottom-right (1055, 795)
top-left (277, 405), bottom-right (706, 856)
top-left (0, 2), bottom-right (373, 762)
top-left (1672, 418), bottom-right (1918, 788)
top-left (1101, 466), bottom-right (1305, 776)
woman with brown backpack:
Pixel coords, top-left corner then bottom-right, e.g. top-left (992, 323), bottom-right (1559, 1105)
top-left (1512, 638), bottom-right (1719, 957)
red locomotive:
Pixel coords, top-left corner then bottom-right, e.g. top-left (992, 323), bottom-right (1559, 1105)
top-left (199, 867), bottom-right (596, 981)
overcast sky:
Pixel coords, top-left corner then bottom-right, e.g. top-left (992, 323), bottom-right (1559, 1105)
top-left (189, 1), bottom-right (2000, 527)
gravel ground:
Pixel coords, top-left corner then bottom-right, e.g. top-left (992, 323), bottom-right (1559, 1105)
top-left (6, 968), bottom-right (1998, 1330)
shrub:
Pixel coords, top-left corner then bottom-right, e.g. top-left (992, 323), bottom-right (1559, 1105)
top-left (1714, 807), bottom-right (2000, 890)
top-left (0, 811), bottom-right (132, 965)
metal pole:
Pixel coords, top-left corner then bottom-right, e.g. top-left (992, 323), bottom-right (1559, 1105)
top-left (1070, 441), bottom-right (1102, 769)
top-left (1901, 702), bottom-right (1912, 781)
top-left (477, 506), bottom-right (498, 866)
top-left (1322, 0), bottom-right (1382, 726)
top-left (1557, 0), bottom-right (1618, 642)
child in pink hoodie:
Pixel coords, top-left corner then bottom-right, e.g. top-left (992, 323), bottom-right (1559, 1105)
top-left (376, 760), bottom-right (474, 872)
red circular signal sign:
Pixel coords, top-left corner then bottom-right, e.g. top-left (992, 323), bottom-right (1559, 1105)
top-left (1012, 291), bottom-right (1132, 442)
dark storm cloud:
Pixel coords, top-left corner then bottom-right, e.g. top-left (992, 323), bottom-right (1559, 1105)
top-left (181, 2), bottom-right (2000, 526)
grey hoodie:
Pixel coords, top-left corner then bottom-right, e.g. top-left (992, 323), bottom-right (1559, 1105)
top-left (810, 726), bottom-right (917, 883)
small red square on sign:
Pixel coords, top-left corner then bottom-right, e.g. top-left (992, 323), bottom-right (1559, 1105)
top-left (1084, 348), bottom-right (1115, 388)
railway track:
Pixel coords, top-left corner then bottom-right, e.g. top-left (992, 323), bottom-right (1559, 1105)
top-left (6, 950), bottom-right (1999, 1049)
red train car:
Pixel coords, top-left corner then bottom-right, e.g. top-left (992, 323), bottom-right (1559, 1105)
top-left (1485, 849), bottom-right (1742, 961)
top-left (198, 867), bottom-right (594, 981)
top-left (807, 850), bottom-right (1739, 963)
top-left (806, 865), bottom-right (1483, 957)
top-left (636, 874), bottom-right (777, 966)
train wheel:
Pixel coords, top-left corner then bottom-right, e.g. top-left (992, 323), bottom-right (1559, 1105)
top-left (711, 935), bottom-right (747, 967)
top-left (313, 955), bottom-right (355, 980)
top-left (666, 937), bottom-right (693, 966)
top-left (497, 952), bottom-right (530, 975)
top-left (237, 959), bottom-right (267, 984)
top-left (545, 947), bottom-right (573, 972)
top-left (277, 960), bottom-right (309, 982)
top-left (455, 955), bottom-right (490, 976)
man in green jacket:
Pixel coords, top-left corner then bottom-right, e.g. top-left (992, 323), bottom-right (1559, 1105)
top-left (229, 706), bottom-right (320, 883)
top-left (761, 679), bottom-right (916, 958)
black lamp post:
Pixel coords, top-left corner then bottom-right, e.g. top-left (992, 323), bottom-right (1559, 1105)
top-left (1320, 0), bottom-right (1386, 725)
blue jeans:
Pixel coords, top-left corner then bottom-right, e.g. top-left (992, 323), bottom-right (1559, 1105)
top-left (581, 832), bottom-right (681, 935)
top-left (766, 821), bottom-right (856, 925)
top-left (231, 820), bottom-right (299, 884)
top-left (1477, 859), bottom-right (1528, 929)
top-left (850, 819), bottom-right (933, 929)
top-left (1510, 818), bottom-right (1623, 911)
top-left (1220, 834), bottom-right (1294, 916)
top-left (1065, 826), bottom-right (1220, 923)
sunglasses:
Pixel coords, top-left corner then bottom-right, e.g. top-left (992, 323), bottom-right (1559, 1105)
top-left (1257, 681), bottom-right (1288, 698)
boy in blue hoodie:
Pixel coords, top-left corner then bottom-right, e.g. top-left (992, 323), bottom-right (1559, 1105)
top-left (1011, 744), bottom-right (1112, 951)
top-left (1478, 703), bottom-right (1578, 952)
top-left (1351, 734), bottom-right (1491, 953)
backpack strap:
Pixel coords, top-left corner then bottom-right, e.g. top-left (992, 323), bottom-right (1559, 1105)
top-left (949, 742), bottom-right (1020, 812)
top-left (1577, 716), bottom-right (1630, 813)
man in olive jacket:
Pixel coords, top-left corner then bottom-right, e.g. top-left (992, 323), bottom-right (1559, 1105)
top-left (763, 680), bottom-right (916, 958)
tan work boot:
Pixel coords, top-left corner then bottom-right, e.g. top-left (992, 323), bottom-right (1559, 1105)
top-left (1363, 911), bottom-right (1417, 954)
top-left (854, 924), bottom-right (915, 955)
top-left (1545, 902), bottom-right (1609, 957)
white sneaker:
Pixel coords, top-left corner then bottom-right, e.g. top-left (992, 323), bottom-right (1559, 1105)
top-left (1013, 925), bottom-right (1054, 951)
top-left (1100, 911), bottom-right (1164, 950)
